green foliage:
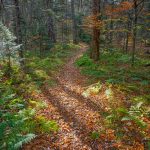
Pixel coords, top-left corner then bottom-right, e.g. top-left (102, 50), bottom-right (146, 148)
top-left (26, 43), bottom-right (79, 87)
top-left (106, 102), bottom-right (148, 129)
top-left (90, 131), bottom-right (100, 140)
top-left (0, 42), bottom-right (79, 149)
top-left (0, 95), bottom-right (36, 150)
top-left (82, 81), bottom-right (102, 97)
top-left (0, 69), bottom-right (58, 149)
top-left (0, 22), bottom-right (20, 59)
top-left (80, 32), bottom-right (92, 43)
top-left (121, 102), bottom-right (147, 128)
top-left (35, 70), bottom-right (49, 80)
top-left (118, 54), bottom-right (131, 63)
top-left (75, 54), bottom-right (94, 67)
top-left (36, 116), bottom-right (58, 133)
top-left (76, 50), bottom-right (150, 145)
top-left (76, 54), bottom-right (107, 78)
top-left (29, 100), bottom-right (47, 109)
top-left (76, 50), bottom-right (150, 92)
top-left (14, 134), bottom-right (36, 150)
top-left (132, 95), bottom-right (150, 104)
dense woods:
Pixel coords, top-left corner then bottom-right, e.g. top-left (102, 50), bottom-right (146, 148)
top-left (0, 0), bottom-right (150, 149)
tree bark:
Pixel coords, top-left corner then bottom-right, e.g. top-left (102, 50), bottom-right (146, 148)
top-left (71, 0), bottom-right (78, 44)
top-left (47, 0), bottom-right (56, 43)
top-left (91, 0), bottom-right (100, 61)
top-left (132, 0), bottom-right (144, 66)
top-left (14, 0), bottom-right (24, 67)
top-left (132, 15), bottom-right (137, 66)
top-left (125, 21), bottom-right (130, 53)
top-left (0, 0), bottom-right (4, 21)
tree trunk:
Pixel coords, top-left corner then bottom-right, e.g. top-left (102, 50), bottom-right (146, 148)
top-left (61, 21), bottom-right (64, 43)
top-left (0, 0), bottom-right (4, 21)
top-left (125, 32), bottom-right (129, 53)
top-left (71, 0), bottom-right (78, 44)
top-left (125, 21), bottom-right (130, 53)
top-left (14, 0), bottom-right (24, 68)
top-left (47, 0), bottom-right (56, 43)
top-left (131, 0), bottom-right (144, 66)
top-left (132, 2), bottom-right (138, 66)
top-left (65, 0), bottom-right (69, 41)
top-left (91, 0), bottom-right (100, 61)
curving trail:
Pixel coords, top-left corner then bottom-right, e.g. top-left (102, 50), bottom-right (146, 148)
top-left (24, 44), bottom-right (104, 150)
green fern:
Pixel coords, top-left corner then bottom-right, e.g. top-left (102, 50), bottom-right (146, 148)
top-left (14, 134), bottom-right (36, 149)
top-left (106, 102), bottom-right (148, 129)
top-left (0, 78), bottom-right (58, 150)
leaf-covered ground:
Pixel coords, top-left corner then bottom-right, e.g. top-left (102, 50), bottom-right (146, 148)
top-left (23, 44), bottom-right (150, 150)
top-left (23, 44), bottom-right (103, 149)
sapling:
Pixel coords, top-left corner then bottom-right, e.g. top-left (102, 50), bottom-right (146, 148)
top-left (0, 22), bottom-right (21, 75)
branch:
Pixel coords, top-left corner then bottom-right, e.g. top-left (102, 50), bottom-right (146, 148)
top-left (137, 1), bottom-right (144, 16)
top-left (137, 0), bottom-right (145, 6)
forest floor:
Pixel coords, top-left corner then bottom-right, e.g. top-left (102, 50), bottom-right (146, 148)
top-left (23, 43), bottom-right (150, 150)
top-left (24, 43), bottom-right (105, 150)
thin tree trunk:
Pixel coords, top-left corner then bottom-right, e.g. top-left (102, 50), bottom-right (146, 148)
top-left (125, 14), bottom-right (131, 53)
top-left (71, 0), bottom-right (78, 44)
top-left (131, 0), bottom-right (144, 66)
top-left (91, 0), bottom-right (100, 61)
top-left (0, 0), bottom-right (4, 21)
top-left (65, 0), bottom-right (68, 41)
top-left (125, 21), bottom-right (130, 53)
top-left (61, 21), bottom-right (64, 43)
top-left (47, 0), bottom-right (56, 43)
top-left (132, 2), bottom-right (137, 66)
top-left (125, 31), bottom-right (129, 53)
top-left (14, 0), bottom-right (24, 68)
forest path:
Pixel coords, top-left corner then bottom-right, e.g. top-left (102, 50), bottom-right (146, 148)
top-left (24, 44), bottom-right (104, 150)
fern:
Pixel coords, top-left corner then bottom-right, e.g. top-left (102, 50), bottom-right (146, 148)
top-left (36, 116), bottom-right (58, 133)
top-left (106, 102), bottom-right (148, 130)
top-left (76, 54), bottom-right (94, 67)
top-left (0, 79), bottom-right (58, 150)
top-left (14, 134), bottom-right (36, 149)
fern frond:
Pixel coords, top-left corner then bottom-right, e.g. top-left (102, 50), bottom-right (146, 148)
top-left (14, 133), bottom-right (36, 149)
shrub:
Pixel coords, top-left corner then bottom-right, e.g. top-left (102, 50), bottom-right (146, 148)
top-left (0, 72), bottom-right (58, 150)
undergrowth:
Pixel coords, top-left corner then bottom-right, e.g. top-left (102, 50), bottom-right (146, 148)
top-left (26, 43), bottom-right (79, 87)
top-left (76, 49), bottom-right (150, 149)
top-left (0, 43), bottom-right (78, 149)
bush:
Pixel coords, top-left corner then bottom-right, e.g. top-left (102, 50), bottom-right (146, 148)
top-left (76, 54), bottom-right (94, 67)
top-left (80, 32), bottom-right (92, 43)
top-left (0, 71), bottom-right (58, 150)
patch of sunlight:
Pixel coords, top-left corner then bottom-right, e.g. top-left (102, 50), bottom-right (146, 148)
top-left (82, 81), bottom-right (102, 98)
top-left (35, 70), bottom-right (49, 80)
top-left (29, 100), bottom-right (48, 109)
top-left (105, 85), bottom-right (114, 100)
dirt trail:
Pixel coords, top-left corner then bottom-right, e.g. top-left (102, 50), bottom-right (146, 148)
top-left (24, 44), bottom-right (104, 150)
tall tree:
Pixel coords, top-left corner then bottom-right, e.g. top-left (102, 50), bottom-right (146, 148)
top-left (132, 0), bottom-right (144, 66)
top-left (71, 0), bottom-right (78, 44)
top-left (14, 0), bottom-right (24, 67)
top-left (0, 0), bottom-right (4, 21)
top-left (47, 0), bottom-right (56, 43)
top-left (91, 0), bottom-right (100, 61)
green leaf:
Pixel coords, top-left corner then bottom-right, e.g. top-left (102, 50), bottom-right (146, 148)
top-left (91, 131), bottom-right (100, 140)
top-left (14, 134), bottom-right (36, 149)
top-left (117, 108), bottom-right (128, 114)
top-left (121, 116), bottom-right (131, 121)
